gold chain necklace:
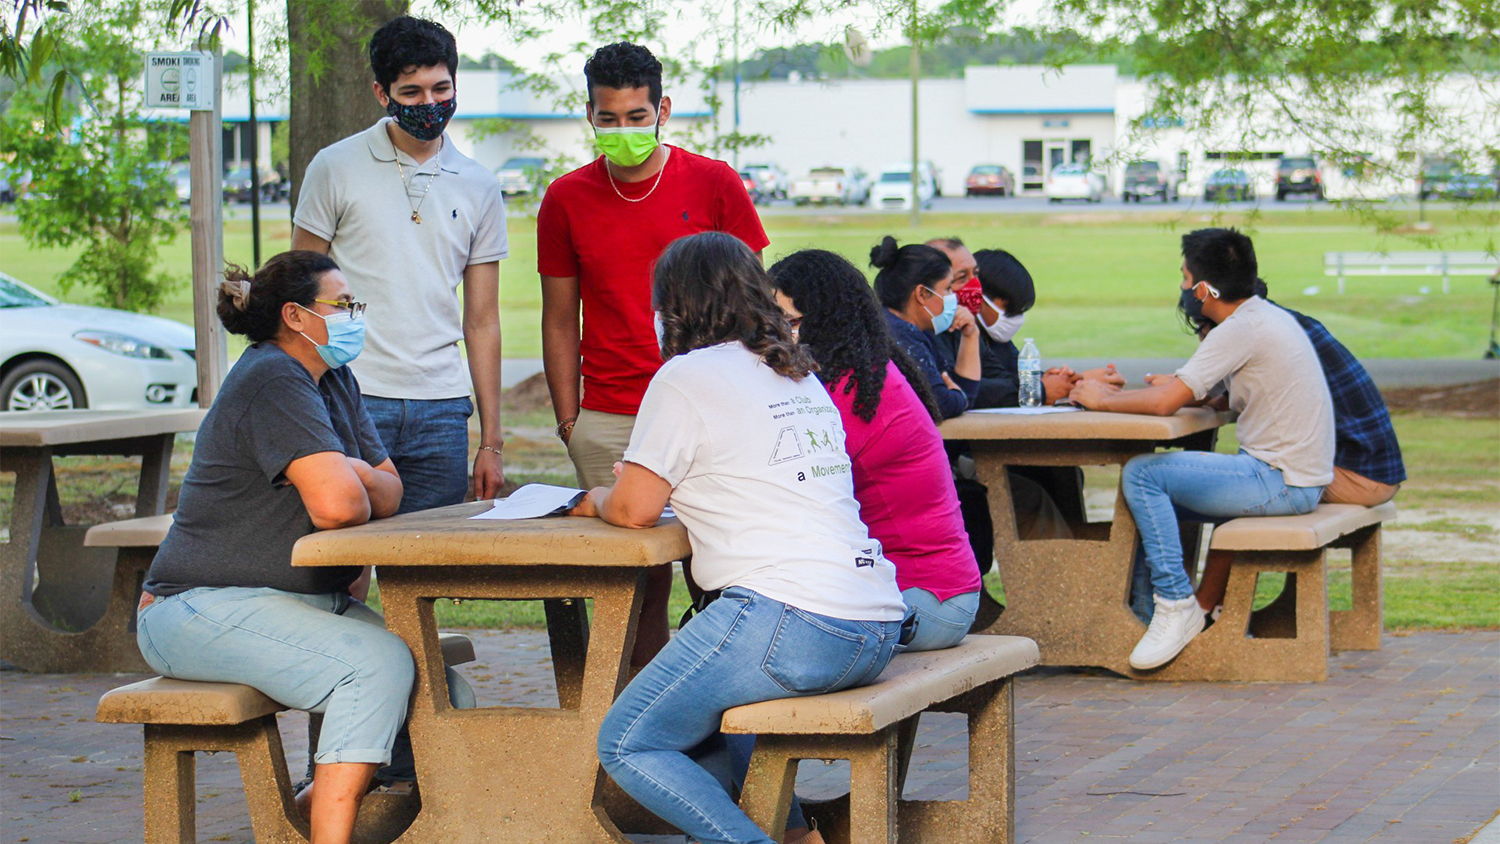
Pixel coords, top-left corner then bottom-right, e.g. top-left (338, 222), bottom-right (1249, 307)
top-left (395, 141), bottom-right (442, 224)
top-left (607, 147), bottom-right (670, 203)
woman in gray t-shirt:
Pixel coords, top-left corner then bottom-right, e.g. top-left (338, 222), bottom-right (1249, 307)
top-left (137, 251), bottom-right (428, 840)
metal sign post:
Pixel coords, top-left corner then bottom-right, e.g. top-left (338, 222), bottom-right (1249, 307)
top-left (145, 51), bottom-right (226, 407)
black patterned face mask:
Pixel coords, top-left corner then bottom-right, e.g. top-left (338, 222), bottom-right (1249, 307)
top-left (386, 97), bottom-right (457, 141)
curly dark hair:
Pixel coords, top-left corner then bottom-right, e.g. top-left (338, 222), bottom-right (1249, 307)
top-left (368, 16), bottom-right (458, 93)
top-left (653, 233), bottom-right (816, 380)
top-left (769, 250), bottom-right (942, 425)
top-left (217, 251), bottom-right (340, 343)
top-left (584, 42), bottom-right (663, 108)
top-left (870, 236), bottom-right (952, 310)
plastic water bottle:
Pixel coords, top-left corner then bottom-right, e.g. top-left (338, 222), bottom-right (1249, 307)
top-left (1018, 338), bottom-right (1043, 407)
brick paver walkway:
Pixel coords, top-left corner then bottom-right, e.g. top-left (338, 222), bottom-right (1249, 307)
top-left (2, 631), bottom-right (1495, 843)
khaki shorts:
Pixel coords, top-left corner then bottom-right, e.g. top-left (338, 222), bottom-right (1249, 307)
top-left (566, 408), bottom-right (637, 489)
top-left (1321, 466), bottom-right (1399, 507)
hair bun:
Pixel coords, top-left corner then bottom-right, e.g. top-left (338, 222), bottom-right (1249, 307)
top-left (870, 235), bottom-right (900, 270)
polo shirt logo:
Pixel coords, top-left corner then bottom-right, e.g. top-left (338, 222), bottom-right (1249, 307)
top-left (682, 211), bottom-right (689, 222)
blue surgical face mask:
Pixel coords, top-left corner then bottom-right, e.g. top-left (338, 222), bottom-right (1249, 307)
top-left (923, 286), bottom-right (959, 334)
top-left (298, 305), bottom-right (366, 368)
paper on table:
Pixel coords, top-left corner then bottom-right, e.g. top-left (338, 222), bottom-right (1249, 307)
top-left (471, 483), bottom-right (586, 520)
top-left (967, 405), bottom-right (1084, 415)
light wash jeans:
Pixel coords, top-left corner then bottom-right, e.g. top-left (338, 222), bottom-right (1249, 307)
top-left (138, 586), bottom-right (473, 770)
top-left (597, 586), bottom-right (903, 844)
top-left (898, 587), bottom-right (979, 652)
top-left (1122, 450), bottom-right (1325, 621)
top-left (364, 396), bottom-right (473, 514)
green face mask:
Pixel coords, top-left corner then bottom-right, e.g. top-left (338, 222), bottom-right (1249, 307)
top-left (594, 125), bottom-right (660, 168)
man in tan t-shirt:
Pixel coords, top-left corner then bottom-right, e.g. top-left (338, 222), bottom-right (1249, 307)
top-left (1068, 227), bottom-right (1334, 672)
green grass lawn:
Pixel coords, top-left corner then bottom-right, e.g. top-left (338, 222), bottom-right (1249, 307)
top-left (4, 204), bottom-right (1497, 360)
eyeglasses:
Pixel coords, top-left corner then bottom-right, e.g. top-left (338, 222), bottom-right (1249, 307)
top-left (314, 299), bottom-right (367, 320)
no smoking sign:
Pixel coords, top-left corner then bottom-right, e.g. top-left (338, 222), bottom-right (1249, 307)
top-left (144, 52), bottom-right (215, 110)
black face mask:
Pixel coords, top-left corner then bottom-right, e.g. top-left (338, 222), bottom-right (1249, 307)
top-left (1179, 286), bottom-right (1205, 323)
top-left (386, 97), bottom-right (456, 142)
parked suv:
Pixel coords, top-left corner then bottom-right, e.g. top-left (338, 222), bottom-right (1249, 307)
top-left (1122, 161), bottom-right (1180, 202)
top-left (1275, 156), bottom-right (1325, 201)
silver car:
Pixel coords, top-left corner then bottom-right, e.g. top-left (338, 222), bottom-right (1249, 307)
top-left (0, 272), bottom-right (198, 411)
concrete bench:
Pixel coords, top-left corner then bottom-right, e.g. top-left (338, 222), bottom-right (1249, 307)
top-left (1323, 250), bottom-right (1497, 294)
top-left (96, 634), bottom-right (476, 844)
top-left (722, 635), bottom-right (1040, 844)
top-left (1157, 502), bottom-right (1395, 682)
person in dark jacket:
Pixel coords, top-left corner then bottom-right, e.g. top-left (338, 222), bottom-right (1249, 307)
top-left (872, 236), bottom-right (979, 419)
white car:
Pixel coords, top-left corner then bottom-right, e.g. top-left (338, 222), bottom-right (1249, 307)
top-left (790, 165), bottom-right (869, 206)
top-left (869, 163), bottom-right (937, 210)
top-left (0, 272), bottom-right (198, 411)
top-left (494, 156), bottom-right (548, 197)
top-left (1045, 164), bottom-right (1106, 203)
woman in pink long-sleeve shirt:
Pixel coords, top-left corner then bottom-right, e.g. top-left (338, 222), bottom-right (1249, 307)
top-left (769, 249), bottom-right (981, 650)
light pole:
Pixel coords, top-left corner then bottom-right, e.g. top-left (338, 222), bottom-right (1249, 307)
top-left (732, 0), bottom-right (741, 171)
top-left (247, 0), bottom-right (262, 267)
top-left (908, 0), bottom-right (920, 227)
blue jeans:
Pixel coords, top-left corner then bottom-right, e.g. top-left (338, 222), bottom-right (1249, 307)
top-left (364, 396), bottom-right (472, 514)
top-left (138, 587), bottom-right (475, 772)
top-left (138, 587), bottom-right (415, 766)
top-left (1122, 450), bottom-right (1325, 620)
top-left (898, 587), bottom-right (979, 652)
top-left (597, 587), bottom-right (903, 844)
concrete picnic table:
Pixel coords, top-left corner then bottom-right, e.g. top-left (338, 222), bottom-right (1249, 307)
top-left (292, 500), bottom-right (691, 843)
top-left (940, 407), bottom-right (1233, 678)
top-left (0, 408), bottom-right (205, 673)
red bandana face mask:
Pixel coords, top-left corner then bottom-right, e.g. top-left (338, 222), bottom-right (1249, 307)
top-left (955, 281), bottom-right (985, 316)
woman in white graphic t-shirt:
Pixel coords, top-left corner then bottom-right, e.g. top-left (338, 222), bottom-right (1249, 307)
top-left (572, 231), bottom-right (909, 844)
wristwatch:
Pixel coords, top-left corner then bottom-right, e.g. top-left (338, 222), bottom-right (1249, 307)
top-left (556, 417), bottom-right (577, 440)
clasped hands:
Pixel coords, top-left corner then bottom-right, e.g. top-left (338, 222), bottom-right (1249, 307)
top-left (1045, 363), bottom-right (1124, 405)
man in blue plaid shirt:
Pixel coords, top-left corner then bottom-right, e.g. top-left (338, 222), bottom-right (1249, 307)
top-left (1253, 279), bottom-right (1405, 506)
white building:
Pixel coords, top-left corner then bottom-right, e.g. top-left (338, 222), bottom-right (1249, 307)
top-left (150, 64), bottom-right (1497, 201)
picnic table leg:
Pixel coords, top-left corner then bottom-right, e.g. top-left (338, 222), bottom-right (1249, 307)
top-left (135, 432), bottom-right (175, 518)
top-left (0, 442), bottom-right (156, 672)
top-left (968, 442), bottom-right (1148, 676)
top-left (543, 597), bottom-right (590, 709)
top-left (374, 565), bottom-right (645, 843)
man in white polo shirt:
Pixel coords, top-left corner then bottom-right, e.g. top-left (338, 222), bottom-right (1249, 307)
top-left (293, 15), bottom-right (507, 512)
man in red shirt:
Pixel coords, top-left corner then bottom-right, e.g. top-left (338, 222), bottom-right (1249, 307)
top-left (538, 41), bottom-right (769, 665)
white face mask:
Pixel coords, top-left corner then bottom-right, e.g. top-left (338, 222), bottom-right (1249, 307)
top-left (653, 311), bottom-right (666, 351)
top-left (981, 298), bottom-right (1026, 343)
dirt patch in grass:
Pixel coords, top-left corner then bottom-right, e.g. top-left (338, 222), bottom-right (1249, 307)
top-left (501, 372), bottom-right (554, 415)
top-left (1382, 379), bottom-right (1498, 418)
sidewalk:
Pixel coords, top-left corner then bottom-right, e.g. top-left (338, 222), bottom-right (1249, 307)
top-left (2, 630), bottom-right (1494, 843)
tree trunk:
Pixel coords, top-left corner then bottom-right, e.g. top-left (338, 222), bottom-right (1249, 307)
top-left (287, 0), bottom-right (408, 215)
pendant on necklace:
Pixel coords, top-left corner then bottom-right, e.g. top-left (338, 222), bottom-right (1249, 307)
top-left (411, 212), bottom-right (422, 224)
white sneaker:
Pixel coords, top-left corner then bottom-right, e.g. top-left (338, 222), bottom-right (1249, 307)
top-left (1130, 594), bottom-right (1206, 670)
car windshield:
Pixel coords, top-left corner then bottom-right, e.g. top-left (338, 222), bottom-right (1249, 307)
top-left (1281, 158), bottom-right (1316, 170)
top-left (1126, 162), bottom-right (1160, 176)
top-left (880, 171), bottom-right (911, 183)
top-left (225, 168), bottom-right (252, 180)
top-left (971, 166), bottom-right (1001, 175)
top-left (501, 158), bottom-right (544, 169)
top-left (1211, 169), bottom-right (1244, 182)
top-left (1423, 160), bottom-right (1460, 177)
top-left (1053, 165), bottom-right (1085, 176)
top-left (0, 277), bottom-right (51, 308)
top-left (809, 168), bottom-right (845, 178)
